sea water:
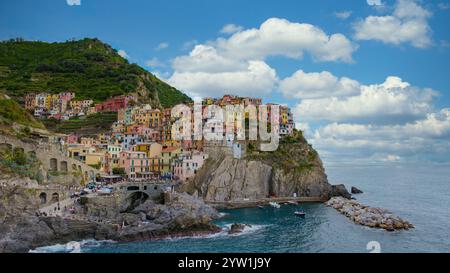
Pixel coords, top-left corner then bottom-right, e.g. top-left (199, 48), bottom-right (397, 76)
top-left (33, 163), bottom-right (450, 253)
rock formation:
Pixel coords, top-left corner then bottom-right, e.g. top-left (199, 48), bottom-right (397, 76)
top-left (326, 197), bottom-right (413, 231)
top-left (228, 223), bottom-right (251, 234)
top-left (189, 131), bottom-right (340, 202)
top-left (0, 182), bottom-right (221, 253)
top-left (330, 184), bottom-right (352, 199)
top-left (351, 187), bottom-right (363, 194)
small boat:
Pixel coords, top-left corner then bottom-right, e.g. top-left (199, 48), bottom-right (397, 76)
top-left (258, 205), bottom-right (265, 209)
top-left (294, 211), bottom-right (306, 217)
top-left (288, 201), bottom-right (298, 205)
top-left (97, 187), bottom-right (112, 195)
top-left (269, 202), bottom-right (281, 209)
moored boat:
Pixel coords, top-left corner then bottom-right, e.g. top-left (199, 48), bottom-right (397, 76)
top-left (269, 202), bottom-right (281, 209)
top-left (294, 211), bottom-right (306, 217)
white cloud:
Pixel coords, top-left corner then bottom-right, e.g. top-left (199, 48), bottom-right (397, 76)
top-left (168, 60), bottom-right (277, 99)
top-left (310, 108), bottom-right (450, 163)
top-left (354, 0), bottom-right (432, 48)
top-left (172, 45), bottom-right (245, 73)
top-left (215, 18), bottom-right (356, 63)
top-left (145, 57), bottom-right (165, 68)
top-left (220, 24), bottom-right (244, 34)
top-left (66, 0), bottom-right (81, 6)
top-left (117, 49), bottom-right (129, 59)
top-left (156, 42), bottom-right (169, 50)
top-left (279, 70), bottom-right (360, 99)
top-left (367, 0), bottom-right (383, 6)
top-left (167, 17), bottom-right (357, 98)
top-left (334, 11), bottom-right (352, 20)
top-left (294, 76), bottom-right (437, 124)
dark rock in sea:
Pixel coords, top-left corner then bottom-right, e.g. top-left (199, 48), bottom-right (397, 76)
top-left (228, 223), bottom-right (251, 234)
top-left (330, 184), bottom-right (352, 199)
top-left (351, 187), bottom-right (364, 194)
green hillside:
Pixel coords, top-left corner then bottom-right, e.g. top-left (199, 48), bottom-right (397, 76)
top-left (42, 112), bottom-right (117, 135)
top-left (0, 38), bottom-right (191, 108)
top-left (0, 93), bottom-right (44, 129)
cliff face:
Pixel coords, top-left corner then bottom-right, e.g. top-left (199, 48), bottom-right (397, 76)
top-left (190, 154), bottom-right (273, 201)
top-left (189, 131), bottom-right (332, 201)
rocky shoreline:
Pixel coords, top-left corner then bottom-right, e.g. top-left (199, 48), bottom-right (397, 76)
top-left (0, 188), bottom-right (222, 253)
top-left (326, 197), bottom-right (414, 231)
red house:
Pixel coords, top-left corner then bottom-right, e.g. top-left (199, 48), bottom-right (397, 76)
top-left (65, 134), bottom-right (79, 144)
top-left (95, 95), bottom-right (135, 113)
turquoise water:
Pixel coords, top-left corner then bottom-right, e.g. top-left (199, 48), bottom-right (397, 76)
top-left (35, 164), bottom-right (450, 253)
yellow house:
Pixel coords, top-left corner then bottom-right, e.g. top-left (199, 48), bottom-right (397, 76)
top-left (133, 143), bottom-right (162, 158)
top-left (160, 146), bottom-right (182, 173)
top-left (85, 152), bottom-right (105, 168)
top-left (45, 94), bottom-right (52, 110)
top-left (67, 145), bottom-right (96, 161)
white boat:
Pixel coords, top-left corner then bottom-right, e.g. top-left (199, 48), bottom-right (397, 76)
top-left (294, 211), bottom-right (306, 217)
top-left (269, 202), bottom-right (281, 209)
top-left (288, 201), bottom-right (298, 205)
top-left (97, 188), bottom-right (112, 195)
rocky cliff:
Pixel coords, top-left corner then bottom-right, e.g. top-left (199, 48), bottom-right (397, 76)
top-left (0, 183), bottom-right (220, 253)
top-left (189, 131), bottom-right (336, 202)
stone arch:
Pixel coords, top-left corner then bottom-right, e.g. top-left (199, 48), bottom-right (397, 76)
top-left (50, 158), bottom-right (58, 172)
top-left (124, 191), bottom-right (149, 211)
top-left (39, 192), bottom-right (47, 205)
top-left (127, 185), bottom-right (140, 191)
top-left (51, 192), bottom-right (59, 203)
top-left (60, 161), bottom-right (68, 173)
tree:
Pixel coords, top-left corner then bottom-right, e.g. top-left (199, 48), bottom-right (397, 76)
top-left (113, 167), bottom-right (126, 176)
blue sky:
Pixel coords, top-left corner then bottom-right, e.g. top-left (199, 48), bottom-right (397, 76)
top-left (1, 0), bottom-right (450, 165)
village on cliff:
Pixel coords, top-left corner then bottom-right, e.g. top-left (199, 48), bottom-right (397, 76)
top-left (24, 92), bottom-right (295, 184)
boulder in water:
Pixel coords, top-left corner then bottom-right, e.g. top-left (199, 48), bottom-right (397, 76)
top-left (228, 223), bottom-right (251, 234)
top-left (351, 187), bottom-right (363, 194)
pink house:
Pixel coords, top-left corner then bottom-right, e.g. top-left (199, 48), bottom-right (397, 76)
top-left (138, 127), bottom-right (160, 142)
top-left (119, 151), bottom-right (151, 180)
top-left (172, 152), bottom-right (208, 182)
top-left (65, 134), bottom-right (79, 144)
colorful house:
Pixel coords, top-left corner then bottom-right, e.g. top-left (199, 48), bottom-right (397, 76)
top-left (85, 152), bottom-right (106, 168)
top-left (160, 146), bottom-right (182, 174)
top-left (119, 151), bottom-right (151, 179)
top-left (172, 151), bottom-right (208, 182)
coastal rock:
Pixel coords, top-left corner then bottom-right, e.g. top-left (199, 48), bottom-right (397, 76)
top-left (228, 223), bottom-right (251, 234)
top-left (191, 154), bottom-right (273, 202)
top-left (330, 184), bottom-right (352, 199)
top-left (190, 135), bottom-right (332, 202)
top-left (326, 197), bottom-right (413, 231)
top-left (0, 181), bottom-right (221, 253)
top-left (351, 187), bottom-right (364, 194)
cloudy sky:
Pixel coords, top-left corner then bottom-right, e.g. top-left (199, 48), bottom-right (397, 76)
top-left (1, 0), bottom-right (450, 165)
